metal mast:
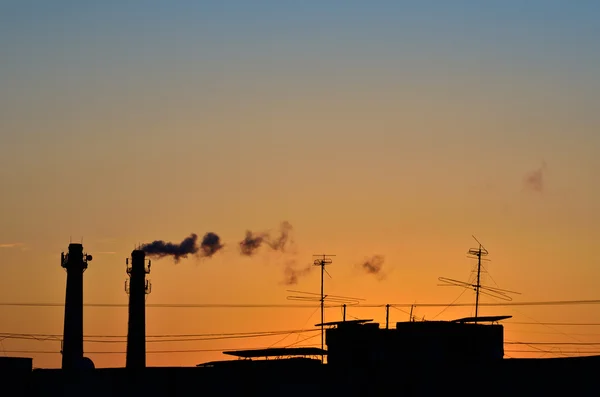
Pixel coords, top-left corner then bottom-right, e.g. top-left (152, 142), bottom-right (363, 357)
top-left (313, 254), bottom-right (335, 363)
top-left (438, 236), bottom-right (520, 322)
top-left (468, 236), bottom-right (488, 323)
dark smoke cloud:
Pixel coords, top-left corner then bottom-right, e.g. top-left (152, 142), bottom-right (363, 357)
top-left (359, 255), bottom-right (386, 280)
top-left (239, 231), bottom-right (268, 256)
top-left (142, 232), bottom-right (223, 262)
top-left (267, 221), bottom-right (293, 251)
top-left (239, 221), bottom-right (294, 256)
top-left (282, 262), bottom-right (313, 285)
top-left (524, 162), bottom-right (547, 193)
top-left (200, 232), bottom-right (224, 257)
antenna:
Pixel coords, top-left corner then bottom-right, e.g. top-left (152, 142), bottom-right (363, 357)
top-left (286, 290), bottom-right (364, 306)
top-left (312, 254), bottom-right (335, 363)
top-left (470, 235), bottom-right (487, 320)
top-left (438, 236), bottom-right (520, 323)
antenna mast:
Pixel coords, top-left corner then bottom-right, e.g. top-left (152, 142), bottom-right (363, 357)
top-left (313, 254), bottom-right (335, 363)
top-left (438, 236), bottom-right (521, 322)
top-left (468, 236), bottom-right (488, 323)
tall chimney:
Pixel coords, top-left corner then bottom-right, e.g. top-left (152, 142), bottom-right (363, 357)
top-left (61, 243), bottom-right (92, 370)
top-left (126, 249), bottom-right (151, 369)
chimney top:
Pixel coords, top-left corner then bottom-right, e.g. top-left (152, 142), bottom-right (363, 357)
top-left (131, 249), bottom-right (145, 259)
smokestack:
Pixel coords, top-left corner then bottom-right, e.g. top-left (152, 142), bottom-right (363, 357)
top-left (126, 249), bottom-right (151, 369)
top-left (61, 243), bottom-right (92, 370)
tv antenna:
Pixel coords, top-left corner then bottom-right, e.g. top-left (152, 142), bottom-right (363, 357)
top-left (312, 254), bottom-right (335, 362)
top-left (286, 290), bottom-right (364, 306)
top-left (438, 236), bottom-right (520, 323)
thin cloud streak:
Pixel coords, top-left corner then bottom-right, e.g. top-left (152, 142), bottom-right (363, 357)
top-left (0, 243), bottom-right (24, 249)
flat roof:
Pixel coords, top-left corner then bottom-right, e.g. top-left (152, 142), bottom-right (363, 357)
top-left (223, 347), bottom-right (327, 358)
top-left (315, 319), bottom-right (373, 327)
top-left (451, 315), bottom-right (512, 323)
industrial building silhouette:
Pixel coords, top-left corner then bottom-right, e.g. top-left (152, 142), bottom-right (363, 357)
top-left (1, 243), bottom-right (599, 396)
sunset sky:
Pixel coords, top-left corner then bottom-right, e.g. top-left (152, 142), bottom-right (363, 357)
top-left (1, 1), bottom-right (600, 368)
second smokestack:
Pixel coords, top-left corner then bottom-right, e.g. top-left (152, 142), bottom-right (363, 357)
top-left (126, 249), bottom-right (151, 369)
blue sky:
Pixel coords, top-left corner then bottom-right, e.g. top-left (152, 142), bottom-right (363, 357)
top-left (2, 1), bottom-right (599, 205)
top-left (3, 1), bottom-right (599, 71)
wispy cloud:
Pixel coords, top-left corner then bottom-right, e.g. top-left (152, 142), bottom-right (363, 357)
top-left (524, 161), bottom-right (548, 193)
top-left (357, 255), bottom-right (387, 281)
top-left (0, 243), bottom-right (24, 249)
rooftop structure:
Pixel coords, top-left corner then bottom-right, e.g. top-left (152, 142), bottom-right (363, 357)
top-left (326, 317), bottom-right (507, 368)
top-left (223, 347), bottom-right (326, 360)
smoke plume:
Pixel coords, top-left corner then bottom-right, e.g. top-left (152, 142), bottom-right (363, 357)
top-left (200, 232), bottom-right (224, 257)
top-left (239, 231), bottom-right (268, 256)
top-left (267, 221), bottom-right (293, 251)
top-left (239, 221), bottom-right (294, 256)
top-left (282, 262), bottom-right (313, 285)
top-left (359, 255), bottom-right (386, 280)
top-left (142, 232), bottom-right (223, 262)
top-left (524, 162), bottom-right (547, 193)
top-left (141, 234), bottom-right (199, 262)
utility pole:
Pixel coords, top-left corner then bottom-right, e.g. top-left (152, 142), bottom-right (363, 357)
top-left (475, 247), bottom-right (482, 321)
top-left (385, 304), bottom-right (390, 329)
top-left (342, 304), bottom-right (346, 322)
top-left (313, 254), bottom-right (335, 364)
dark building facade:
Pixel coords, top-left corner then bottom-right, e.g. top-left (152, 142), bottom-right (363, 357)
top-left (326, 319), bottom-right (504, 368)
top-left (0, 356), bottom-right (33, 371)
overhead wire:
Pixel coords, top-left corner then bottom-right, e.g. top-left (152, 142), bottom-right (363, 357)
top-left (3, 345), bottom-right (599, 356)
top-left (506, 322), bottom-right (600, 326)
top-left (506, 341), bottom-right (600, 346)
top-left (431, 287), bottom-right (469, 320)
top-left (4, 299), bottom-right (600, 360)
top-left (506, 349), bottom-right (600, 354)
top-left (2, 298), bottom-right (600, 309)
top-left (0, 344), bottom-right (321, 355)
top-left (485, 293), bottom-right (583, 348)
top-left (267, 306), bottom-right (321, 348)
top-left (0, 329), bottom-right (320, 344)
top-left (0, 328), bottom-right (319, 339)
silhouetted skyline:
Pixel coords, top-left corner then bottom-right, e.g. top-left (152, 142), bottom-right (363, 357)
top-left (1, 0), bottom-right (599, 370)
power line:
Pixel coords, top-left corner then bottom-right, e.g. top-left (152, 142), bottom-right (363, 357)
top-left (512, 340), bottom-right (600, 346)
top-left (381, 299), bottom-right (600, 308)
top-left (3, 298), bottom-right (600, 309)
top-left (506, 322), bottom-right (600, 326)
top-left (505, 349), bottom-right (600, 354)
top-left (505, 330), bottom-right (600, 336)
top-left (7, 332), bottom-right (600, 346)
top-left (0, 344), bottom-right (320, 355)
top-left (0, 303), bottom-right (322, 308)
top-left (0, 329), bottom-right (320, 343)
top-left (0, 328), bottom-right (319, 339)
top-left (3, 346), bottom-right (599, 356)
top-left (491, 292), bottom-right (586, 348)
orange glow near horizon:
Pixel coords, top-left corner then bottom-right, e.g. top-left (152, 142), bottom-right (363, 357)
top-left (2, 2), bottom-right (600, 369)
